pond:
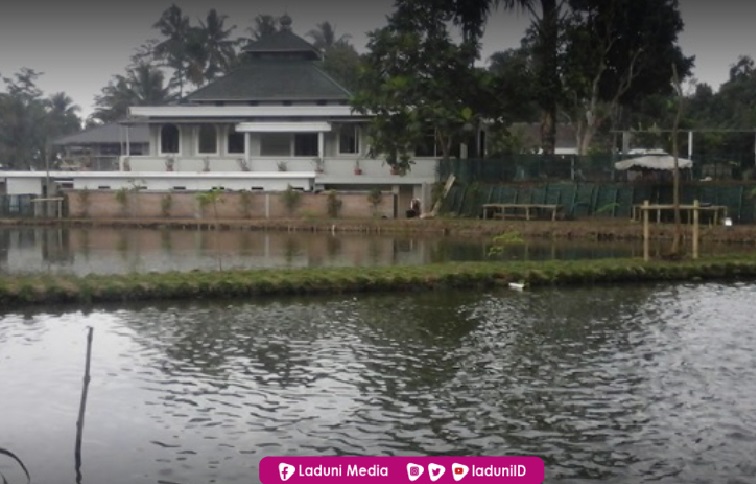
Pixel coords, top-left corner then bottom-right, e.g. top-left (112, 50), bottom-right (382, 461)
top-left (1, 283), bottom-right (755, 483)
top-left (0, 226), bottom-right (727, 276)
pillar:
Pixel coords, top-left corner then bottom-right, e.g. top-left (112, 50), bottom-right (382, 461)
top-left (245, 132), bottom-right (251, 169)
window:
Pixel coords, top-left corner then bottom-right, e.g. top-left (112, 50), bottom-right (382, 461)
top-left (260, 133), bottom-right (290, 156)
top-left (160, 124), bottom-right (180, 154)
top-left (294, 133), bottom-right (318, 157)
top-left (228, 131), bottom-right (245, 154)
top-left (338, 124), bottom-right (359, 154)
top-left (197, 124), bottom-right (217, 154)
top-left (100, 144), bottom-right (121, 156)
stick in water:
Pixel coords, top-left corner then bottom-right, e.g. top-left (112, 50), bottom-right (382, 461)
top-left (74, 326), bottom-right (94, 484)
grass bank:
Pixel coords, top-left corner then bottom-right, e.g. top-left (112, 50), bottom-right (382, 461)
top-left (2, 256), bottom-right (756, 308)
top-left (3, 216), bottom-right (756, 243)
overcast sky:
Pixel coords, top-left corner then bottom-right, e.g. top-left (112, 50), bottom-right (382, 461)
top-left (0, 0), bottom-right (754, 120)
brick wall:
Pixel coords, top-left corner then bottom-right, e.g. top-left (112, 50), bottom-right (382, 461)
top-left (65, 189), bottom-right (396, 219)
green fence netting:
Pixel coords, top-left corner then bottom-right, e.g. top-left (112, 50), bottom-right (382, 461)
top-left (441, 182), bottom-right (756, 224)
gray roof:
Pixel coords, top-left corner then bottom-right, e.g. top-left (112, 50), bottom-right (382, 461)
top-left (184, 60), bottom-right (351, 102)
top-left (54, 122), bottom-right (149, 145)
top-left (243, 29), bottom-right (321, 59)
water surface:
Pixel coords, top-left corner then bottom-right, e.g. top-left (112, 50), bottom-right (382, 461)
top-left (0, 226), bottom-right (655, 275)
top-left (1, 283), bottom-right (755, 483)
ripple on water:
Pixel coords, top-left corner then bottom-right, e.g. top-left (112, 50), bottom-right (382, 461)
top-left (1, 285), bottom-right (756, 483)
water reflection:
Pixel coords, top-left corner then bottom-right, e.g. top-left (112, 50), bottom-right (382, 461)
top-left (0, 226), bottom-right (707, 276)
top-left (2, 283), bottom-right (755, 483)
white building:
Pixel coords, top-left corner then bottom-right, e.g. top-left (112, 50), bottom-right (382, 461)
top-left (118, 15), bottom-right (442, 210)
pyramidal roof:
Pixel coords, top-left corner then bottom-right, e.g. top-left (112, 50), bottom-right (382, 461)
top-left (184, 17), bottom-right (351, 103)
top-left (242, 15), bottom-right (320, 61)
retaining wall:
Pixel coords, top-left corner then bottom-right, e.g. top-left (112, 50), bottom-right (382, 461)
top-left (65, 190), bottom-right (397, 220)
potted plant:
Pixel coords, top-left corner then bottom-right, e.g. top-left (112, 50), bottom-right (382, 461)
top-left (312, 157), bottom-right (325, 174)
top-left (277, 160), bottom-right (288, 172)
top-left (354, 159), bottom-right (362, 175)
top-left (164, 156), bottom-right (174, 171)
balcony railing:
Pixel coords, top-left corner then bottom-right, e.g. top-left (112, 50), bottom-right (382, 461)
top-left (118, 156), bottom-right (440, 181)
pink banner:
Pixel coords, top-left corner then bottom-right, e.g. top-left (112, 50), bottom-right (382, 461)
top-left (259, 456), bottom-right (544, 483)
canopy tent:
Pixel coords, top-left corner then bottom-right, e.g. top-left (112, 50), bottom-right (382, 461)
top-left (615, 155), bottom-right (693, 171)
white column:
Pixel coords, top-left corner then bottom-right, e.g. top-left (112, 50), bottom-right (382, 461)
top-left (317, 131), bottom-right (325, 159)
top-left (245, 132), bottom-right (251, 169)
top-left (688, 131), bottom-right (693, 159)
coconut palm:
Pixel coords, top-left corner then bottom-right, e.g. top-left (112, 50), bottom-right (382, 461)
top-left (92, 64), bottom-right (175, 124)
top-left (153, 4), bottom-right (192, 95)
top-left (306, 21), bottom-right (352, 51)
top-left (46, 92), bottom-right (81, 135)
top-left (247, 14), bottom-right (280, 40)
top-left (198, 9), bottom-right (237, 80)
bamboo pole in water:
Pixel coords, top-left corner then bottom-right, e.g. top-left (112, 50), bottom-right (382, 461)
top-left (75, 327), bottom-right (94, 484)
top-left (692, 200), bottom-right (699, 259)
top-left (643, 200), bottom-right (650, 262)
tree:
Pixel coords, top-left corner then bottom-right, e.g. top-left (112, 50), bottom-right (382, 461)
top-left (247, 14), bottom-right (281, 40)
top-left (352, 0), bottom-right (482, 170)
top-left (45, 92), bottom-right (82, 157)
top-left (306, 21), bottom-right (351, 51)
top-left (91, 63), bottom-right (175, 124)
top-left (153, 4), bottom-right (193, 96)
top-left (0, 69), bottom-right (82, 169)
top-left (198, 9), bottom-right (237, 81)
top-left (321, 42), bottom-right (361, 92)
top-left (450, 0), bottom-right (562, 155)
top-left (560, 0), bottom-right (693, 155)
top-left (487, 46), bottom-right (541, 123)
top-left (0, 68), bottom-right (48, 168)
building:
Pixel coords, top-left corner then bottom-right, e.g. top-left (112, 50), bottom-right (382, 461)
top-left (53, 122), bottom-right (149, 171)
top-left (120, 15), bottom-right (441, 211)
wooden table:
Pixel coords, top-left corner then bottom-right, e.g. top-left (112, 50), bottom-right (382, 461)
top-left (482, 203), bottom-right (564, 222)
top-left (631, 204), bottom-right (728, 225)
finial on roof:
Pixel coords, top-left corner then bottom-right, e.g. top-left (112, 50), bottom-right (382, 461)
top-left (280, 13), bottom-right (292, 30)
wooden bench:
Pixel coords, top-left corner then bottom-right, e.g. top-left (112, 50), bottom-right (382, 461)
top-left (482, 203), bottom-right (564, 222)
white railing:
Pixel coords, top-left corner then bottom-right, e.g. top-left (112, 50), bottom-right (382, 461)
top-left (119, 156), bottom-right (440, 181)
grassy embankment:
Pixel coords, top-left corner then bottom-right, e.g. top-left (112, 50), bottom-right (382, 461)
top-left (2, 256), bottom-right (756, 308)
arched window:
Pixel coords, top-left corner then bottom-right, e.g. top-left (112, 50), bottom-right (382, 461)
top-left (160, 124), bottom-right (180, 154)
top-left (197, 124), bottom-right (217, 154)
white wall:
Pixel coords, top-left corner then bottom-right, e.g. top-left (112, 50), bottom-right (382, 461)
top-left (5, 177), bottom-right (43, 195)
top-left (71, 174), bottom-right (313, 192)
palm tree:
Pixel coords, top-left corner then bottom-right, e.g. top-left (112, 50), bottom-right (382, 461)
top-left (153, 4), bottom-right (192, 95)
top-left (92, 64), bottom-right (175, 123)
top-left (306, 21), bottom-right (352, 51)
top-left (452, 0), bottom-right (560, 155)
top-left (47, 93), bottom-right (81, 135)
top-left (247, 14), bottom-right (280, 40)
top-left (198, 9), bottom-right (237, 80)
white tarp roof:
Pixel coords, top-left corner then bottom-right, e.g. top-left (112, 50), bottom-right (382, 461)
top-left (615, 155), bottom-right (693, 171)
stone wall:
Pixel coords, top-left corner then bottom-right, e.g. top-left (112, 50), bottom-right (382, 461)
top-left (65, 189), bottom-right (397, 219)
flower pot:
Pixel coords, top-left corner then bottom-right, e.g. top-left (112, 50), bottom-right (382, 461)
top-left (354, 167), bottom-right (363, 175)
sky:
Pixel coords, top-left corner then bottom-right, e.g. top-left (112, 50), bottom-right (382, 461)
top-left (0, 0), bottom-right (754, 121)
